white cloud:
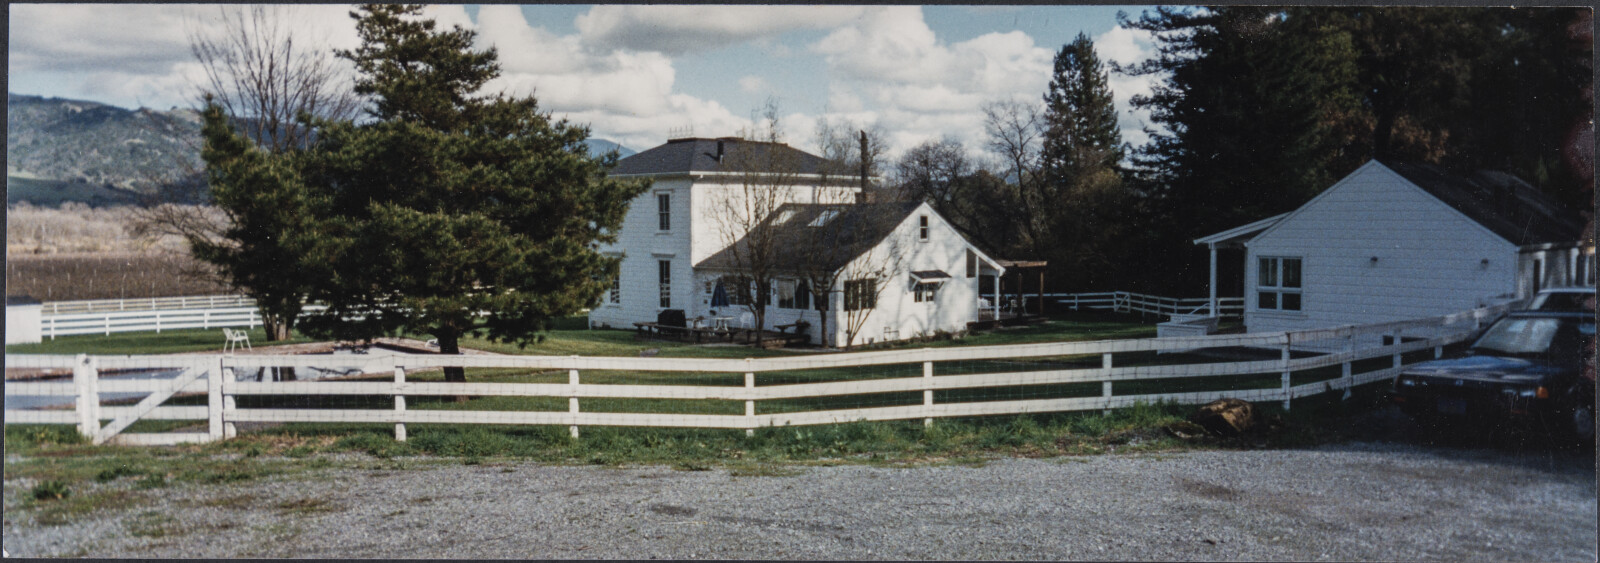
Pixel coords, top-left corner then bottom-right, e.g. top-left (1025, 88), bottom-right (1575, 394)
top-left (1094, 25), bottom-right (1161, 148)
top-left (809, 7), bottom-right (1054, 160)
top-left (738, 76), bottom-right (770, 95)
top-left (576, 5), bottom-right (864, 55)
top-left (474, 6), bottom-right (750, 151)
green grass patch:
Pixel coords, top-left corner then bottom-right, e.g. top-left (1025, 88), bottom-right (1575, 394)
top-left (5, 326), bottom-right (316, 355)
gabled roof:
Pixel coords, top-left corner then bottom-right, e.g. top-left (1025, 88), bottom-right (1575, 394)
top-left (610, 137), bottom-right (834, 177)
top-left (1200, 161), bottom-right (1585, 248)
top-left (1378, 160), bottom-right (1584, 246)
top-left (696, 202), bottom-right (923, 273)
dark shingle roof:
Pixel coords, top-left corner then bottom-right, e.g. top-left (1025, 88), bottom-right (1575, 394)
top-left (696, 202), bottom-right (923, 273)
top-left (1381, 161), bottom-right (1584, 246)
top-left (610, 137), bottom-right (833, 176)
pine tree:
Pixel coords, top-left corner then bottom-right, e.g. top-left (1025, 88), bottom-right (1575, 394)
top-left (1041, 32), bottom-right (1124, 184)
top-left (295, 4), bottom-right (648, 383)
top-left (1039, 33), bottom-right (1129, 290)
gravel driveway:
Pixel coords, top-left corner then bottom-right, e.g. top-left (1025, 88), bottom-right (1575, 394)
top-left (5, 430), bottom-right (1594, 560)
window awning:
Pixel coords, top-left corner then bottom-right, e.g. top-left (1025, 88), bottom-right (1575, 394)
top-left (910, 270), bottom-right (951, 284)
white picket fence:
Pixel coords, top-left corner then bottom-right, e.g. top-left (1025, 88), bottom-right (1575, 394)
top-left (1044, 292), bottom-right (1245, 319)
top-left (3, 303), bottom-right (1508, 446)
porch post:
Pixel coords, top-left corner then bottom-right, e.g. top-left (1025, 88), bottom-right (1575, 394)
top-left (991, 273), bottom-right (1000, 319)
top-left (1208, 243), bottom-right (1218, 317)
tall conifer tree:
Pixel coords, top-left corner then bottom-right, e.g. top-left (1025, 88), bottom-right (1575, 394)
top-left (295, 4), bottom-right (647, 382)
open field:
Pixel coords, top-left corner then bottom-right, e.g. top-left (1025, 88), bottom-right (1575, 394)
top-left (7, 202), bottom-right (231, 300)
top-left (5, 252), bottom-right (231, 301)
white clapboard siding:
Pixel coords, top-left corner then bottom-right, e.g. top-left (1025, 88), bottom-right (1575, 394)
top-left (1246, 162), bottom-right (1519, 335)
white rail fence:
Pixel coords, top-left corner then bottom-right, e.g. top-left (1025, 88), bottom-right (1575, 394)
top-left (1043, 292), bottom-right (1245, 319)
top-left (4, 304), bottom-right (1507, 447)
top-left (40, 294), bottom-right (254, 315)
top-left (37, 305), bottom-right (332, 340)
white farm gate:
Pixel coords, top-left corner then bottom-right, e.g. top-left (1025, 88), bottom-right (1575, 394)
top-left (3, 304), bottom-right (1507, 446)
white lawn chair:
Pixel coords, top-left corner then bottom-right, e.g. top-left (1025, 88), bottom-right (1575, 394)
top-left (223, 328), bottom-right (251, 353)
top-left (739, 311), bottom-right (755, 329)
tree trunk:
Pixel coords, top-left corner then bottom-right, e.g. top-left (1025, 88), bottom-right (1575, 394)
top-left (437, 328), bottom-right (467, 402)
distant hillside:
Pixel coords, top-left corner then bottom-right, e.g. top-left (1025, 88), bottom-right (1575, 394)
top-left (584, 138), bottom-right (637, 159)
top-left (7, 92), bottom-right (635, 206)
top-left (7, 93), bottom-right (203, 194)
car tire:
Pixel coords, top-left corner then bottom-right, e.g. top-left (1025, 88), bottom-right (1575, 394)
top-left (1569, 402), bottom-right (1595, 449)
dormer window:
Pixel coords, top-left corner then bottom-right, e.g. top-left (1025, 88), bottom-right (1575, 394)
top-left (809, 210), bottom-right (839, 227)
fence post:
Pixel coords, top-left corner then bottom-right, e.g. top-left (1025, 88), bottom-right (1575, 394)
top-left (569, 357), bottom-right (580, 439)
top-left (745, 361), bottom-right (756, 437)
top-left (155, 311), bottom-right (162, 334)
top-left (1341, 334), bottom-right (1353, 401)
top-left (1391, 330), bottom-right (1402, 370)
top-left (394, 361), bottom-right (407, 442)
top-left (104, 314), bottom-right (111, 336)
top-left (73, 354), bottom-right (101, 439)
top-left (204, 310), bottom-right (210, 330)
top-left (222, 366), bottom-right (237, 439)
top-left (1101, 353), bottom-right (1113, 416)
top-left (208, 356), bottom-right (224, 441)
top-left (923, 361), bottom-right (934, 427)
top-left (1280, 339), bottom-right (1292, 411)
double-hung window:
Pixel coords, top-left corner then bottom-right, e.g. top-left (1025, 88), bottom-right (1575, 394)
top-left (918, 215), bottom-right (929, 241)
top-left (913, 282), bottom-right (939, 303)
top-left (1257, 257), bottom-right (1302, 311)
top-left (657, 193), bottom-right (671, 231)
top-left (658, 260), bottom-right (672, 308)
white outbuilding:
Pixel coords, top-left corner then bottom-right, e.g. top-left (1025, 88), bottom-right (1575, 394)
top-left (1194, 160), bottom-right (1589, 337)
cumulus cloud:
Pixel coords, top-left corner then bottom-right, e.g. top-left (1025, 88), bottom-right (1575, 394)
top-left (809, 7), bottom-right (1053, 159)
top-left (576, 5), bottom-right (864, 55)
top-left (474, 6), bottom-right (749, 151)
top-left (1093, 25), bottom-right (1161, 148)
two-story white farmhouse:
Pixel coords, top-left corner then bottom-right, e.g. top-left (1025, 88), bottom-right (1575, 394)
top-left (1194, 160), bottom-right (1590, 339)
top-left (587, 137), bottom-right (1006, 346)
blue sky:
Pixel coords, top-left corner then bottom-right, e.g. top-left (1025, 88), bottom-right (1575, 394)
top-left (8, 4), bottom-right (1163, 160)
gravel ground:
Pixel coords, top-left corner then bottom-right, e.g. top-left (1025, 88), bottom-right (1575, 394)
top-left (4, 414), bottom-right (1595, 560)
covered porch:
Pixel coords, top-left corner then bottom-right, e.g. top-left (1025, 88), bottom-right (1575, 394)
top-left (1191, 213), bottom-right (1287, 319)
top-left (971, 258), bottom-right (1048, 328)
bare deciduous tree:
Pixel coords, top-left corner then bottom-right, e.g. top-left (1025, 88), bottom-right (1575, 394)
top-left (709, 100), bottom-right (801, 346)
top-left (188, 4), bottom-right (360, 151)
top-left (982, 98), bottom-right (1053, 256)
top-left (134, 6), bottom-right (359, 342)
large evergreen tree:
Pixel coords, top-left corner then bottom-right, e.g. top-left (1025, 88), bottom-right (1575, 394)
top-left (1119, 6), bottom-right (1360, 294)
top-left (1039, 33), bottom-right (1130, 290)
top-left (1041, 32), bottom-right (1124, 183)
top-left (295, 4), bottom-right (647, 382)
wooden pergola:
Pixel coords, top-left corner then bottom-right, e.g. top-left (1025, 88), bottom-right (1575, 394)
top-left (995, 259), bottom-right (1048, 316)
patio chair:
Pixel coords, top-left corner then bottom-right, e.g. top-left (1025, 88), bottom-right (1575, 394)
top-left (223, 328), bottom-right (251, 353)
top-left (739, 312), bottom-right (755, 329)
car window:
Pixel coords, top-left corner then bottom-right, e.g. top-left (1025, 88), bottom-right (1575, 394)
top-left (1472, 318), bottom-right (1563, 355)
top-left (1530, 291), bottom-right (1597, 312)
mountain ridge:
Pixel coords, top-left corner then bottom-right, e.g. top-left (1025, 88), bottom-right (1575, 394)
top-left (6, 92), bottom-right (636, 206)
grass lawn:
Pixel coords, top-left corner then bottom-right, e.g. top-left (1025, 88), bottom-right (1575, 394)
top-left (4, 310), bottom-right (1157, 358)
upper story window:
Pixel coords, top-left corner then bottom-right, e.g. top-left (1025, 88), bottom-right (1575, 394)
top-left (1258, 256), bottom-right (1302, 311)
top-left (918, 215), bottom-right (929, 241)
top-left (657, 192), bottom-right (671, 231)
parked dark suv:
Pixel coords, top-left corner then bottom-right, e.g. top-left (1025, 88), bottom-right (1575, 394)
top-left (1391, 310), bottom-right (1595, 444)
